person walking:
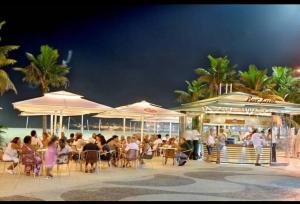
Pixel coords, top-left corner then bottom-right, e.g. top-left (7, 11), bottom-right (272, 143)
top-left (45, 136), bottom-right (59, 178)
top-left (251, 128), bottom-right (263, 166)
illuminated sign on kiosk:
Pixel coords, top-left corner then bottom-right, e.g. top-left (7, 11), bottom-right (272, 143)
top-left (246, 96), bottom-right (276, 104)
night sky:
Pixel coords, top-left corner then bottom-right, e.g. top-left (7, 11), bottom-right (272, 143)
top-left (1, 4), bottom-right (300, 128)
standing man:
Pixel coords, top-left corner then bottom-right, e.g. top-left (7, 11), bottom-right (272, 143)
top-left (251, 128), bottom-right (262, 166)
top-left (271, 127), bottom-right (277, 163)
top-left (192, 129), bottom-right (201, 160)
top-left (183, 129), bottom-right (193, 159)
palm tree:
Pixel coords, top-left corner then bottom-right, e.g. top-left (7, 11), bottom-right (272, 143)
top-left (235, 64), bottom-right (284, 101)
top-left (271, 66), bottom-right (300, 103)
top-left (0, 21), bottom-right (19, 95)
top-left (195, 55), bottom-right (238, 97)
top-left (174, 80), bottom-right (207, 103)
top-left (14, 45), bottom-right (70, 131)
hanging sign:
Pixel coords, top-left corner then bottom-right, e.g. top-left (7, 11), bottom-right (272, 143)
top-left (246, 96), bottom-right (276, 104)
top-left (225, 119), bottom-right (245, 124)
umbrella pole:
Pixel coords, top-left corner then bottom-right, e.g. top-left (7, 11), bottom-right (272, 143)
top-left (26, 116), bottom-right (29, 129)
top-left (81, 115), bottom-right (84, 133)
top-left (50, 115), bottom-right (53, 136)
top-left (141, 116), bottom-right (144, 142)
top-left (98, 119), bottom-right (101, 133)
top-left (54, 113), bottom-right (57, 136)
top-left (153, 122), bottom-right (156, 134)
top-left (129, 121), bottom-right (131, 132)
top-left (59, 113), bottom-right (63, 137)
top-left (169, 122), bottom-right (172, 137)
top-left (123, 117), bottom-right (126, 135)
top-left (87, 119), bottom-right (89, 132)
top-left (67, 116), bottom-right (70, 134)
top-left (156, 122), bottom-right (159, 134)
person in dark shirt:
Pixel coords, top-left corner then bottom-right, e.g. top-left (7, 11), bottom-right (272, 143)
top-left (176, 137), bottom-right (192, 166)
top-left (67, 133), bottom-right (75, 145)
top-left (82, 138), bottom-right (100, 173)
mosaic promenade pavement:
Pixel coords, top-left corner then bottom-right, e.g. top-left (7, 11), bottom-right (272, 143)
top-left (0, 158), bottom-right (300, 201)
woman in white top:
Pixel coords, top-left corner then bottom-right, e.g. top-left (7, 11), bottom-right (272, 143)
top-left (2, 137), bottom-right (22, 174)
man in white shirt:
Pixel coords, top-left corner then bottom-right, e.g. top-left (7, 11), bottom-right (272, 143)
top-left (125, 137), bottom-right (139, 152)
top-left (152, 134), bottom-right (163, 151)
top-left (251, 128), bottom-right (262, 166)
top-left (30, 130), bottom-right (43, 149)
top-left (271, 127), bottom-right (278, 162)
top-left (57, 139), bottom-right (72, 164)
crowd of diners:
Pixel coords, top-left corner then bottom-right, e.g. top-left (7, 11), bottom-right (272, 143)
top-left (0, 130), bottom-right (193, 178)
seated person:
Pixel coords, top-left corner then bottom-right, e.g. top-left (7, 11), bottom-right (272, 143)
top-left (57, 139), bottom-right (72, 164)
top-left (41, 132), bottom-right (50, 148)
top-left (107, 135), bottom-right (121, 161)
top-left (153, 134), bottom-right (163, 151)
top-left (21, 135), bottom-right (42, 176)
top-left (139, 138), bottom-right (153, 165)
top-left (82, 138), bottom-right (100, 173)
top-left (73, 132), bottom-right (86, 151)
top-left (96, 135), bottom-right (111, 162)
top-left (176, 137), bottom-right (192, 166)
top-left (30, 130), bottom-right (43, 150)
top-left (67, 133), bottom-right (75, 145)
top-left (2, 137), bottom-right (22, 174)
top-left (123, 137), bottom-right (139, 167)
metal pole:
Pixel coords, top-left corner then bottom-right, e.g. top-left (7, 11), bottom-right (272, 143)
top-left (59, 112), bottom-right (63, 137)
top-left (81, 115), bottom-right (84, 133)
top-left (98, 119), bottom-right (101, 133)
top-left (87, 119), bottom-right (89, 132)
top-left (67, 116), bottom-right (70, 133)
top-left (54, 113), bottom-right (57, 136)
top-left (141, 116), bottom-right (144, 142)
top-left (169, 122), bottom-right (172, 137)
top-left (123, 117), bottom-right (126, 135)
top-left (129, 121), bottom-right (131, 132)
top-left (50, 115), bottom-right (53, 136)
top-left (26, 116), bottom-right (29, 129)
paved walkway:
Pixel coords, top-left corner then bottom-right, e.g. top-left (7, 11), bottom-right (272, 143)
top-left (0, 157), bottom-right (300, 201)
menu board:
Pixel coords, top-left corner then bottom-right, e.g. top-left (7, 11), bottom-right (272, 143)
top-left (225, 119), bottom-right (245, 124)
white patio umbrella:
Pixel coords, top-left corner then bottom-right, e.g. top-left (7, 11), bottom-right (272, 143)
top-left (113, 101), bottom-right (184, 141)
top-left (13, 91), bottom-right (113, 135)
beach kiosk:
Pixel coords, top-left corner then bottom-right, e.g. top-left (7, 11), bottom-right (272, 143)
top-left (174, 92), bottom-right (300, 165)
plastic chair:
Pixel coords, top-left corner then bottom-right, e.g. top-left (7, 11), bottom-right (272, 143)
top-left (123, 149), bottom-right (139, 168)
top-left (80, 150), bottom-right (100, 174)
top-left (99, 150), bottom-right (113, 170)
top-left (56, 152), bottom-right (72, 176)
top-left (177, 149), bottom-right (193, 165)
top-left (140, 150), bottom-right (155, 169)
top-left (163, 148), bottom-right (176, 165)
